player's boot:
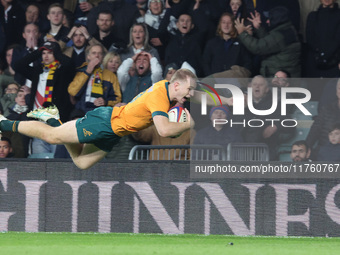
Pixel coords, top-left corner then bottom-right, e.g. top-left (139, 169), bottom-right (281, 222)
top-left (27, 105), bottom-right (60, 122)
top-left (0, 114), bottom-right (7, 133)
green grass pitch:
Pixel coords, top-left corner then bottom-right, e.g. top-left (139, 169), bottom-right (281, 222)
top-left (0, 232), bottom-right (339, 255)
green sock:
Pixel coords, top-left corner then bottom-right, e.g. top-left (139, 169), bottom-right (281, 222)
top-left (47, 118), bottom-right (62, 127)
top-left (0, 120), bottom-right (20, 132)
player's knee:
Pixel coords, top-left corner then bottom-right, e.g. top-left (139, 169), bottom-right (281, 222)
top-left (73, 158), bottom-right (91, 170)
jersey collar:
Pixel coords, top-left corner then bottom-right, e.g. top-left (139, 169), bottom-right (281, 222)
top-left (165, 81), bottom-right (171, 103)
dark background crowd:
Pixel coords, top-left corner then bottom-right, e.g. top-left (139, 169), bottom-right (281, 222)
top-left (0, 0), bottom-right (339, 161)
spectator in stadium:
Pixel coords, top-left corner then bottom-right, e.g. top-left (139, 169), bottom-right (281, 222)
top-left (290, 140), bottom-right (311, 162)
top-left (118, 23), bottom-right (160, 63)
top-left (0, 0), bottom-right (25, 46)
top-left (166, 0), bottom-right (193, 18)
top-left (142, 0), bottom-right (177, 61)
top-left (304, 0), bottom-right (340, 78)
top-left (318, 78), bottom-right (340, 112)
top-left (86, 0), bottom-right (140, 45)
top-left (163, 62), bottom-right (196, 81)
top-left (0, 136), bottom-right (13, 158)
top-left (11, 23), bottom-right (42, 88)
top-left (0, 82), bottom-right (19, 117)
top-left (194, 105), bottom-right (243, 151)
top-left (271, 70), bottom-right (291, 88)
top-left (64, 0), bottom-right (101, 21)
top-left (203, 12), bottom-right (252, 76)
top-left (103, 51), bottom-right (122, 75)
top-left (270, 69), bottom-right (296, 115)
top-left (0, 45), bottom-right (16, 96)
top-left (6, 86), bottom-right (29, 119)
top-left (117, 51), bottom-right (162, 101)
top-left (5, 87), bottom-right (30, 157)
top-left (25, 3), bottom-right (49, 33)
top-left (136, 0), bottom-right (148, 17)
top-left (42, 3), bottom-right (70, 42)
top-left (225, 0), bottom-right (249, 20)
top-left (92, 10), bottom-right (126, 51)
top-left (306, 78), bottom-right (340, 153)
top-left (316, 122), bottom-right (340, 161)
top-left (235, 6), bottom-right (301, 77)
top-left (68, 44), bottom-right (122, 113)
top-left (163, 62), bottom-right (178, 80)
top-left (13, 41), bottom-right (74, 155)
top-left (240, 75), bottom-right (292, 160)
top-left (164, 11), bottom-right (206, 76)
top-left (60, 24), bottom-right (103, 68)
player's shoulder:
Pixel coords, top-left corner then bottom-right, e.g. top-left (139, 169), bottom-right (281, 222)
top-left (150, 80), bottom-right (169, 93)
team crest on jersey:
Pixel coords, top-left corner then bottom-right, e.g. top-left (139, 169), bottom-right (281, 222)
top-left (83, 128), bottom-right (93, 137)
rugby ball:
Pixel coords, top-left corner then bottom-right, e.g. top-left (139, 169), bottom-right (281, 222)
top-left (168, 106), bottom-right (187, 122)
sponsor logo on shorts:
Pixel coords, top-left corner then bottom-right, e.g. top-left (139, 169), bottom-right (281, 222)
top-left (83, 128), bottom-right (93, 137)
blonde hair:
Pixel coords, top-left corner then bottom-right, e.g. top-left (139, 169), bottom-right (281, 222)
top-left (127, 23), bottom-right (151, 51)
top-left (102, 51), bottom-right (122, 69)
top-left (169, 69), bottom-right (197, 84)
top-left (217, 12), bottom-right (238, 39)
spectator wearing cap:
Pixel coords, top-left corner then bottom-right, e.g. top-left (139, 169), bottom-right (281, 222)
top-left (164, 62), bottom-right (178, 80)
top-left (0, 137), bottom-right (13, 158)
top-left (193, 105), bottom-right (243, 150)
top-left (163, 61), bottom-right (196, 81)
top-left (235, 6), bottom-right (301, 77)
top-left (13, 41), bottom-right (74, 155)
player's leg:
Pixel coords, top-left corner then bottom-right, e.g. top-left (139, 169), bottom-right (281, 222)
top-left (20, 106), bottom-right (113, 169)
top-left (68, 143), bottom-right (108, 170)
top-left (15, 119), bottom-right (80, 144)
top-left (17, 118), bottom-right (107, 169)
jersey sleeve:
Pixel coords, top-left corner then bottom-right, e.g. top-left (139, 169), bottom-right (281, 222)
top-left (145, 87), bottom-right (170, 118)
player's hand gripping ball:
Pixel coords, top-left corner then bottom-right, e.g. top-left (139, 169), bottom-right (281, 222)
top-left (168, 106), bottom-right (187, 138)
top-left (168, 106), bottom-right (187, 122)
